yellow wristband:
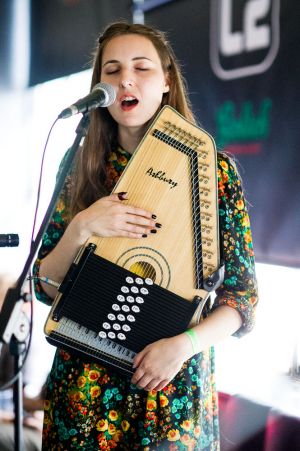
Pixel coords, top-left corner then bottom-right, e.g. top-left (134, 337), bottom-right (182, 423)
top-left (184, 328), bottom-right (199, 355)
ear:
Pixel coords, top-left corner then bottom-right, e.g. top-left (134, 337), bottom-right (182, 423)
top-left (163, 73), bottom-right (170, 93)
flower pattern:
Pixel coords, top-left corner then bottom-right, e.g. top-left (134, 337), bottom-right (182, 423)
top-left (33, 147), bottom-right (258, 450)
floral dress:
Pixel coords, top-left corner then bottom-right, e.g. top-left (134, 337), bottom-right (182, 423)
top-left (33, 147), bottom-right (258, 450)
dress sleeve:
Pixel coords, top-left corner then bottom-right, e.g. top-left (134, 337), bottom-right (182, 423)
top-left (212, 153), bottom-right (258, 337)
top-left (32, 153), bottom-right (72, 306)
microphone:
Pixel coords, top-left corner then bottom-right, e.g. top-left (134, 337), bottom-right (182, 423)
top-left (0, 234), bottom-right (19, 247)
top-left (58, 82), bottom-right (116, 119)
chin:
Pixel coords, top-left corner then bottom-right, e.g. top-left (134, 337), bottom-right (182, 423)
top-left (120, 117), bottom-right (150, 129)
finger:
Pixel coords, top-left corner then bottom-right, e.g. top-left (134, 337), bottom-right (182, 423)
top-left (108, 229), bottom-right (149, 239)
top-left (120, 223), bottom-right (155, 237)
top-left (110, 192), bottom-right (128, 202)
top-left (131, 367), bottom-right (145, 385)
top-left (116, 203), bottom-right (156, 219)
top-left (153, 379), bottom-right (169, 392)
top-left (125, 205), bottom-right (157, 220)
top-left (108, 198), bottom-right (158, 224)
top-left (125, 214), bottom-right (157, 230)
top-left (135, 375), bottom-right (154, 390)
top-left (109, 195), bottom-right (159, 222)
top-left (133, 348), bottom-right (148, 370)
top-left (144, 379), bottom-right (161, 392)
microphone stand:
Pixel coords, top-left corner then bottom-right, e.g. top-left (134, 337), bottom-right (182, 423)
top-left (0, 113), bottom-right (90, 451)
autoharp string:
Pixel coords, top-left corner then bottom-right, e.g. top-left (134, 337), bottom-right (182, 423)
top-left (123, 121), bottom-right (206, 287)
top-left (170, 122), bottom-right (216, 282)
top-left (119, 121), bottom-right (197, 284)
top-left (156, 121), bottom-right (207, 288)
top-left (118, 118), bottom-right (213, 289)
top-left (154, 122), bottom-right (204, 288)
top-left (156, 121), bottom-right (216, 283)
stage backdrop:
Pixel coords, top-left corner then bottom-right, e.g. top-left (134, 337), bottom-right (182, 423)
top-left (28, 0), bottom-right (300, 267)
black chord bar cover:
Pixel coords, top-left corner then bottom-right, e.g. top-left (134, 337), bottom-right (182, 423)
top-left (53, 252), bottom-right (200, 353)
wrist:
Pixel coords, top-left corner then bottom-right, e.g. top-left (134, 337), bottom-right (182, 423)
top-left (184, 328), bottom-right (200, 357)
top-left (71, 211), bottom-right (91, 244)
top-left (173, 333), bottom-right (195, 361)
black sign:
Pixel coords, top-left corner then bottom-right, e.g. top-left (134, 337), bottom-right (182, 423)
top-left (146, 0), bottom-right (300, 267)
top-left (28, 0), bottom-right (300, 267)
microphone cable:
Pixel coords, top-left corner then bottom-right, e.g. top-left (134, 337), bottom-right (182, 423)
top-left (0, 117), bottom-right (59, 391)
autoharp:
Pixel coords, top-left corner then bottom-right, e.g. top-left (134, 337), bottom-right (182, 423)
top-left (44, 106), bottom-right (224, 375)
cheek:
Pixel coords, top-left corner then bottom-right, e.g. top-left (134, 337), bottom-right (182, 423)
top-left (142, 79), bottom-right (166, 101)
top-left (100, 75), bottom-right (112, 86)
top-left (106, 103), bottom-right (118, 120)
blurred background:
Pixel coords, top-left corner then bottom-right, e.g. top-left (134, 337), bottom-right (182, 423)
top-left (0, 0), bottom-right (299, 448)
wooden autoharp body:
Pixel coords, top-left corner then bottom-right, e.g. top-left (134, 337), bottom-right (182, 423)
top-left (44, 106), bottom-right (224, 375)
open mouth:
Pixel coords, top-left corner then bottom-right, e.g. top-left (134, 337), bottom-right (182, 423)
top-left (121, 96), bottom-right (139, 110)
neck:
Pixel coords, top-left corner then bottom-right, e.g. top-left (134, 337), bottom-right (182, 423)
top-left (118, 125), bottom-right (147, 154)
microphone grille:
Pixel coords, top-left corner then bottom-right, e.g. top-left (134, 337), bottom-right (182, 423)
top-left (93, 82), bottom-right (116, 106)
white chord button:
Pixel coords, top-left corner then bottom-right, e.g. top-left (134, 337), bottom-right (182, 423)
top-left (102, 322), bottom-right (111, 329)
top-left (108, 331), bottom-right (116, 339)
top-left (117, 314), bottom-right (125, 321)
top-left (108, 313), bottom-right (116, 321)
top-left (136, 296), bottom-right (144, 304)
top-left (117, 333), bottom-right (126, 340)
top-left (127, 315), bottom-right (135, 322)
top-left (126, 277), bottom-right (134, 284)
top-left (117, 295), bottom-right (125, 302)
top-left (135, 277), bottom-right (143, 285)
top-left (99, 331), bottom-right (107, 338)
top-left (112, 304), bottom-right (121, 311)
top-left (121, 305), bottom-right (130, 312)
top-left (126, 296), bottom-right (134, 303)
top-left (121, 286), bottom-right (130, 293)
top-left (145, 278), bottom-right (153, 285)
top-left (140, 287), bottom-right (149, 295)
top-left (122, 324), bottom-right (131, 332)
top-left (113, 323), bottom-right (121, 331)
top-left (131, 286), bottom-right (139, 294)
top-left (132, 305), bottom-right (140, 313)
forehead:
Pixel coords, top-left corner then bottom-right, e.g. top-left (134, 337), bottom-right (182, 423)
top-left (102, 34), bottom-right (161, 64)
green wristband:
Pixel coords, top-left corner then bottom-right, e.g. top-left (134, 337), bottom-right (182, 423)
top-left (184, 328), bottom-right (199, 355)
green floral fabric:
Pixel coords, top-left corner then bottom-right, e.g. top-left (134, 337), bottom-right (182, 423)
top-left (33, 147), bottom-right (258, 450)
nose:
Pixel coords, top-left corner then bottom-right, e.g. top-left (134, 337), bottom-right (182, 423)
top-left (120, 79), bottom-right (135, 88)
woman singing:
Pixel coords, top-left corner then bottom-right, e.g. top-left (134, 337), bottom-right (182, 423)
top-left (33, 21), bottom-right (258, 450)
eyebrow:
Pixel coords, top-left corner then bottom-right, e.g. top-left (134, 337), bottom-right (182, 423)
top-left (102, 57), bottom-right (152, 67)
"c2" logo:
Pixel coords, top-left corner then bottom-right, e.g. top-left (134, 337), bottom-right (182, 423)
top-left (210, 0), bottom-right (280, 80)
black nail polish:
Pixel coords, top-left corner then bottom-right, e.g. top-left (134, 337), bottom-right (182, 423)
top-left (152, 214), bottom-right (157, 219)
top-left (142, 234), bottom-right (147, 238)
top-left (151, 229), bottom-right (157, 234)
top-left (117, 192), bottom-right (127, 201)
top-left (155, 223), bottom-right (162, 228)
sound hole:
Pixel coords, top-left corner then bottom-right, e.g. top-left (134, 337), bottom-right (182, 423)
top-left (129, 261), bottom-right (156, 282)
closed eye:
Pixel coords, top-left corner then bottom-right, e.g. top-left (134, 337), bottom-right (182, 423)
top-left (105, 69), bottom-right (119, 75)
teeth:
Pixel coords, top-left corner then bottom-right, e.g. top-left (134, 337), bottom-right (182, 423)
top-left (123, 96), bottom-right (135, 101)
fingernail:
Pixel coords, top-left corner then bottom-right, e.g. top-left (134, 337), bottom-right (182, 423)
top-left (152, 214), bottom-right (157, 219)
top-left (142, 234), bottom-right (147, 238)
top-left (150, 229), bottom-right (157, 234)
top-left (155, 223), bottom-right (162, 228)
top-left (117, 192), bottom-right (127, 201)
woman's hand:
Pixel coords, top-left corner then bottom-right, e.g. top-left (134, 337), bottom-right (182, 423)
top-left (74, 192), bottom-right (159, 241)
top-left (131, 333), bottom-right (193, 392)
top-left (38, 192), bottom-right (160, 299)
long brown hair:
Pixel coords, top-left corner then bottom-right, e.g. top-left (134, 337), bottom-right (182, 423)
top-left (70, 21), bottom-right (196, 217)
